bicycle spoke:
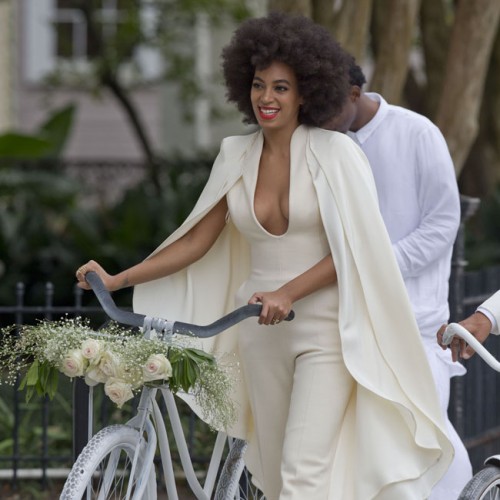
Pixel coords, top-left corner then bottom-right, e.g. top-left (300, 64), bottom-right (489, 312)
top-left (459, 465), bottom-right (500, 500)
top-left (86, 447), bottom-right (141, 499)
top-left (479, 480), bottom-right (500, 500)
top-left (236, 470), bottom-right (266, 500)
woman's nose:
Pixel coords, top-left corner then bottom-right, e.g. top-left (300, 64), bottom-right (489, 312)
top-left (260, 88), bottom-right (273, 104)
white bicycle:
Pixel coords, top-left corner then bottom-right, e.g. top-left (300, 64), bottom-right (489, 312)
top-left (60, 272), bottom-right (293, 499)
top-left (442, 322), bottom-right (500, 500)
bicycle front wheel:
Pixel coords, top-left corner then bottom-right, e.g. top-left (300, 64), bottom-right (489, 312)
top-left (458, 465), bottom-right (500, 500)
top-left (60, 424), bottom-right (157, 500)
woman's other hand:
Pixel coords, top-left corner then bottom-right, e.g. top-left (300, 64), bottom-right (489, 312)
top-left (248, 289), bottom-right (293, 325)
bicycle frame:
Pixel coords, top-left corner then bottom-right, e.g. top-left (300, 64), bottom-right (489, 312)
top-left (85, 383), bottom-right (231, 500)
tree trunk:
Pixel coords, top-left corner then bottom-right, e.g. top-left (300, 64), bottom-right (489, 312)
top-left (311, 0), bottom-right (334, 33)
top-left (370, 0), bottom-right (421, 104)
top-left (419, 0), bottom-right (452, 118)
top-left (267, 0), bottom-right (311, 16)
top-left (459, 26), bottom-right (500, 196)
top-left (435, 0), bottom-right (500, 176)
top-left (321, 0), bottom-right (373, 62)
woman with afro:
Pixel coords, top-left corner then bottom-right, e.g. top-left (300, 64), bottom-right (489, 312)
top-left (77, 12), bottom-right (453, 499)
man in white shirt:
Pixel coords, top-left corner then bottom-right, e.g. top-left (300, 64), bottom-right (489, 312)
top-left (438, 290), bottom-right (500, 360)
top-left (323, 61), bottom-right (472, 498)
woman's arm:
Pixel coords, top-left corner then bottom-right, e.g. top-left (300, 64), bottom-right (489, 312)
top-left (248, 254), bottom-right (337, 325)
top-left (76, 197), bottom-right (229, 291)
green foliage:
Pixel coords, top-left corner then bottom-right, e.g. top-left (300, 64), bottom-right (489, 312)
top-left (0, 154), bottom-right (212, 307)
top-left (0, 377), bottom-right (74, 458)
top-left (18, 361), bottom-right (60, 403)
top-left (37, 105), bottom-right (77, 157)
top-left (0, 105), bottom-right (76, 159)
top-left (0, 105), bottom-right (82, 305)
top-left (0, 99), bottom-right (213, 306)
top-left (0, 134), bottom-right (53, 158)
top-left (169, 347), bottom-right (214, 393)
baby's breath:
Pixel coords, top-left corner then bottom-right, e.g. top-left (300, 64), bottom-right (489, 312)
top-left (0, 317), bottom-right (236, 428)
top-left (194, 356), bottom-right (237, 431)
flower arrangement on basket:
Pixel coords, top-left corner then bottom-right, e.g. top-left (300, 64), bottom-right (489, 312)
top-left (0, 317), bottom-right (236, 428)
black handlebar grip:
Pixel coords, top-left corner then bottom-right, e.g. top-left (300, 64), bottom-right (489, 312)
top-left (85, 271), bottom-right (146, 327)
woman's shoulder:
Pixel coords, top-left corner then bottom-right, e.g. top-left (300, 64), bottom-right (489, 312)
top-left (308, 127), bottom-right (366, 160)
top-left (309, 127), bottom-right (355, 148)
top-left (220, 129), bottom-right (261, 151)
top-left (210, 130), bottom-right (262, 178)
top-left (306, 126), bottom-right (375, 187)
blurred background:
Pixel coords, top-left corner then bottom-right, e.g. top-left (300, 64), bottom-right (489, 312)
top-left (0, 0), bottom-right (499, 304)
top-left (0, 0), bottom-right (500, 497)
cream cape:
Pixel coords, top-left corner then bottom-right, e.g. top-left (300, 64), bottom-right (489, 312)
top-left (133, 126), bottom-right (453, 498)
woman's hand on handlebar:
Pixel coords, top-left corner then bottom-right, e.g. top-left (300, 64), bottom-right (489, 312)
top-left (437, 311), bottom-right (492, 361)
top-left (76, 260), bottom-right (118, 291)
top-left (248, 289), bottom-right (293, 326)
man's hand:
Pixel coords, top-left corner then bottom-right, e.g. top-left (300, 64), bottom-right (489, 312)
top-left (437, 311), bottom-right (492, 361)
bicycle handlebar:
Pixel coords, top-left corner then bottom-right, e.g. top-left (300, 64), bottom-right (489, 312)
top-left (443, 322), bottom-right (500, 372)
top-left (85, 271), bottom-right (295, 338)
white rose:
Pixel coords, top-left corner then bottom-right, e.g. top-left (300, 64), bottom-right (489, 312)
top-left (142, 354), bottom-right (173, 382)
top-left (81, 338), bottom-right (102, 362)
top-left (104, 378), bottom-right (134, 408)
top-left (99, 350), bottom-right (123, 378)
top-left (84, 366), bottom-right (108, 386)
top-left (60, 349), bottom-right (88, 378)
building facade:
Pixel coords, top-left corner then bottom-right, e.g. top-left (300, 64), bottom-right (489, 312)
top-left (8, 0), bottom-right (260, 160)
top-left (0, 0), bottom-right (16, 132)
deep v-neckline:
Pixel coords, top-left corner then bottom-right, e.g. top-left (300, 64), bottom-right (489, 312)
top-left (251, 151), bottom-right (292, 238)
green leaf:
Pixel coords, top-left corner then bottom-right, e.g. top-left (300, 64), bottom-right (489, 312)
top-left (184, 348), bottom-right (214, 363)
top-left (24, 360), bottom-right (40, 387)
top-left (39, 362), bottom-right (50, 387)
top-left (17, 360), bottom-right (60, 402)
top-left (38, 104), bottom-right (76, 157)
top-left (0, 133), bottom-right (53, 159)
top-left (47, 369), bottom-right (60, 400)
top-left (24, 385), bottom-right (35, 404)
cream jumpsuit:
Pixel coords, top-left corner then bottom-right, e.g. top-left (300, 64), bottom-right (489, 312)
top-left (226, 138), bottom-right (356, 500)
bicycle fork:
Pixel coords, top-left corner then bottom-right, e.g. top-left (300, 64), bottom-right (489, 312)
top-left (126, 387), bottom-right (158, 500)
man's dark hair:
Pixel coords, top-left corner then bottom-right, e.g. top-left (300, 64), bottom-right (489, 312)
top-left (348, 57), bottom-right (367, 87)
top-left (221, 12), bottom-right (351, 127)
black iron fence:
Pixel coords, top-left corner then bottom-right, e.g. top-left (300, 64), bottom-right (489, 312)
top-left (450, 264), bottom-right (500, 470)
top-left (0, 283), bottom-right (211, 496)
top-left (1, 195), bottom-right (500, 493)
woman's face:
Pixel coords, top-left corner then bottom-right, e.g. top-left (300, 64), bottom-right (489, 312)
top-left (251, 61), bottom-right (303, 132)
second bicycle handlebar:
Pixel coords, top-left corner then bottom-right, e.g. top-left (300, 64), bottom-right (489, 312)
top-left (85, 271), bottom-right (295, 338)
top-left (443, 322), bottom-right (500, 372)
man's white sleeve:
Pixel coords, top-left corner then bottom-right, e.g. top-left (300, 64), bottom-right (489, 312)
top-left (392, 127), bottom-right (460, 278)
top-left (478, 290), bottom-right (500, 335)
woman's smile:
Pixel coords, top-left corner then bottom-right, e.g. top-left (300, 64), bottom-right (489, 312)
top-left (258, 106), bottom-right (280, 120)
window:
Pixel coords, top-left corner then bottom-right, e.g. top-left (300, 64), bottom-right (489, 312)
top-left (23, 0), bottom-right (161, 83)
top-left (54, 0), bottom-right (127, 60)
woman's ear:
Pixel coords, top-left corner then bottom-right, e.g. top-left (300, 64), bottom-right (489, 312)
top-left (351, 86), bottom-right (361, 102)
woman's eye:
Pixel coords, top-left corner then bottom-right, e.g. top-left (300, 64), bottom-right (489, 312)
top-left (275, 86), bottom-right (288, 92)
top-left (252, 82), bottom-right (263, 89)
